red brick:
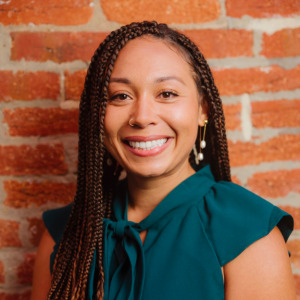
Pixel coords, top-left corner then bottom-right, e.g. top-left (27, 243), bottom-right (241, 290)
top-left (10, 30), bottom-right (252, 62)
top-left (0, 261), bottom-right (4, 283)
top-left (252, 99), bottom-right (300, 129)
top-left (17, 253), bottom-right (35, 284)
top-left (65, 70), bottom-right (87, 101)
top-left (3, 108), bottom-right (79, 136)
top-left (27, 218), bottom-right (45, 247)
top-left (0, 144), bottom-right (68, 176)
top-left (223, 103), bottom-right (241, 130)
top-left (184, 29), bottom-right (253, 59)
top-left (261, 28), bottom-right (300, 58)
top-left (231, 176), bottom-right (241, 185)
top-left (101, 0), bottom-right (221, 24)
top-left (213, 65), bottom-right (300, 96)
top-left (226, 0), bottom-right (300, 18)
top-left (11, 32), bottom-right (108, 63)
top-left (0, 220), bottom-right (21, 248)
top-left (247, 169), bottom-right (300, 198)
top-left (0, 71), bottom-right (59, 102)
top-left (0, 292), bottom-right (31, 300)
top-left (0, 0), bottom-right (93, 25)
top-left (228, 134), bottom-right (300, 167)
top-left (4, 181), bottom-right (76, 208)
top-left (287, 240), bottom-right (300, 269)
top-left (279, 206), bottom-right (300, 230)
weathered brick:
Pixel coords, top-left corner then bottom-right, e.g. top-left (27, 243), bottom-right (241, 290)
top-left (3, 108), bottom-right (79, 136)
top-left (261, 28), bottom-right (300, 58)
top-left (287, 240), bottom-right (300, 269)
top-left (17, 253), bottom-right (35, 284)
top-left (0, 261), bottom-right (4, 283)
top-left (0, 292), bottom-right (31, 300)
top-left (223, 103), bottom-right (241, 130)
top-left (247, 169), bottom-right (300, 198)
top-left (11, 32), bottom-right (108, 63)
top-left (252, 99), bottom-right (300, 128)
top-left (0, 144), bottom-right (68, 176)
top-left (231, 176), bottom-right (241, 185)
top-left (27, 218), bottom-right (45, 247)
top-left (65, 70), bottom-right (87, 101)
top-left (0, 71), bottom-right (59, 102)
top-left (184, 29), bottom-right (253, 58)
top-left (0, 0), bottom-right (93, 25)
top-left (101, 0), bottom-right (221, 24)
top-left (226, 0), bottom-right (300, 18)
top-left (4, 181), bottom-right (76, 208)
top-left (279, 206), bottom-right (300, 230)
top-left (228, 134), bottom-right (300, 167)
top-left (0, 220), bottom-right (21, 248)
top-left (213, 65), bottom-right (300, 96)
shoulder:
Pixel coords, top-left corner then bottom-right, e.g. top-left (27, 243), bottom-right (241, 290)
top-left (41, 203), bottom-right (73, 273)
top-left (31, 229), bottom-right (55, 299)
top-left (196, 180), bottom-right (293, 266)
top-left (43, 203), bottom-right (73, 243)
top-left (224, 226), bottom-right (296, 299)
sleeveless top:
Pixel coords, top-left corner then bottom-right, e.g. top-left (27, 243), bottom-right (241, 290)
top-left (43, 165), bottom-right (293, 300)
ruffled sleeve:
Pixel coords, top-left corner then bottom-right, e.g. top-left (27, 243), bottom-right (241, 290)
top-left (42, 203), bottom-right (73, 273)
top-left (197, 181), bottom-right (293, 267)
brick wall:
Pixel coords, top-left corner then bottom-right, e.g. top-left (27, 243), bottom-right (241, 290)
top-left (0, 0), bottom-right (299, 298)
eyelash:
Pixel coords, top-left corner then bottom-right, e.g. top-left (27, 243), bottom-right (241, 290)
top-left (158, 90), bottom-right (178, 99)
top-left (108, 90), bottom-right (179, 101)
top-left (109, 93), bottom-right (130, 101)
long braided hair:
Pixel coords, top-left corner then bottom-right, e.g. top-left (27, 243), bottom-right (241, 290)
top-left (47, 21), bottom-right (231, 299)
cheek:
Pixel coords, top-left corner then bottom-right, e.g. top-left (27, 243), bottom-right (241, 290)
top-left (104, 112), bottom-right (118, 148)
top-left (170, 104), bottom-right (199, 131)
top-left (104, 106), bottom-right (120, 135)
top-left (103, 108), bottom-right (128, 156)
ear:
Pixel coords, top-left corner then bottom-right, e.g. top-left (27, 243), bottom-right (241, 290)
top-left (198, 104), bottom-right (208, 127)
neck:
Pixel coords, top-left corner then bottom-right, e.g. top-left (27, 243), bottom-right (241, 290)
top-left (126, 163), bottom-right (195, 223)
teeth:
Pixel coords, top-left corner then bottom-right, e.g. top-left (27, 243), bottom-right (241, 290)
top-left (128, 138), bottom-right (167, 150)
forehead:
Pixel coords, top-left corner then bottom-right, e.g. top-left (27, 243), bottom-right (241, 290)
top-left (110, 36), bottom-right (194, 78)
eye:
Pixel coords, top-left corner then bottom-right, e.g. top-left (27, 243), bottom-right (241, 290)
top-left (109, 93), bottom-right (131, 101)
top-left (159, 90), bottom-right (178, 99)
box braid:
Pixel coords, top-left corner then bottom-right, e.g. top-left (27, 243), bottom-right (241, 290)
top-left (47, 21), bottom-right (231, 299)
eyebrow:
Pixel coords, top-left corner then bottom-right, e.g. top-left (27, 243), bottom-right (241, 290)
top-left (109, 77), bottom-right (132, 84)
top-left (155, 76), bottom-right (185, 85)
top-left (109, 76), bottom-right (186, 85)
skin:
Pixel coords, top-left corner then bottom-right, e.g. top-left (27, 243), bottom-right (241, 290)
top-left (30, 229), bottom-right (54, 299)
top-left (104, 37), bottom-right (207, 222)
top-left (31, 37), bottom-right (296, 299)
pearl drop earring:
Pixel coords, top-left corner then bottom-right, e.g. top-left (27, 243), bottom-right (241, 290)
top-left (198, 120), bottom-right (208, 162)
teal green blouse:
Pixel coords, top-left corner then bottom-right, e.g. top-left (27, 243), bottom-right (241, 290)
top-left (44, 165), bottom-right (293, 300)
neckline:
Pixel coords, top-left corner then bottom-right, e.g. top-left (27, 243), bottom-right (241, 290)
top-left (113, 165), bottom-right (216, 230)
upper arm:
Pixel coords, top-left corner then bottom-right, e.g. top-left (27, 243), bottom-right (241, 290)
top-left (223, 226), bottom-right (296, 300)
top-left (31, 229), bottom-right (55, 300)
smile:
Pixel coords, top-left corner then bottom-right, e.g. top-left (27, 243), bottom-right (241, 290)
top-left (128, 138), bottom-right (167, 150)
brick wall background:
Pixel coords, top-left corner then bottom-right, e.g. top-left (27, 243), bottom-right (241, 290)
top-left (0, 0), bottom-right (299, 298)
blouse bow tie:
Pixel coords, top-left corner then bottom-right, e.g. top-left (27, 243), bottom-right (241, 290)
top-left (102, 218), bottom-right (145, 300)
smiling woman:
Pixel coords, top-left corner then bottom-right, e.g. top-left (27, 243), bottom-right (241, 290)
top-left (104, 37), bottom-right (205, 182)
top-left (31, 22), bottom-right (296, 300)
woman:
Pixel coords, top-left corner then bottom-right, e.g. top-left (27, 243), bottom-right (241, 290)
top-left (31, 21), bottom-right (296, 299)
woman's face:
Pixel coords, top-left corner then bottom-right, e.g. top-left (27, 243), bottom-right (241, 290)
top-left (104, 37), bottom-right (207, 179)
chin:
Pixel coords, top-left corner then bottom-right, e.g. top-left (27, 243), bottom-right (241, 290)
top-left (126, 166), bottom-right (168, 179)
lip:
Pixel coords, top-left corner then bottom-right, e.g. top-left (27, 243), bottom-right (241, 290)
top-left (123, 136), bottom-right (173, 157)
top-left (123, 135), bottom-right (171, 142)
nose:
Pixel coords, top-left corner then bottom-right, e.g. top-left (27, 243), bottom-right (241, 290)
top-left (129, 96), bottom-right (157, 128)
